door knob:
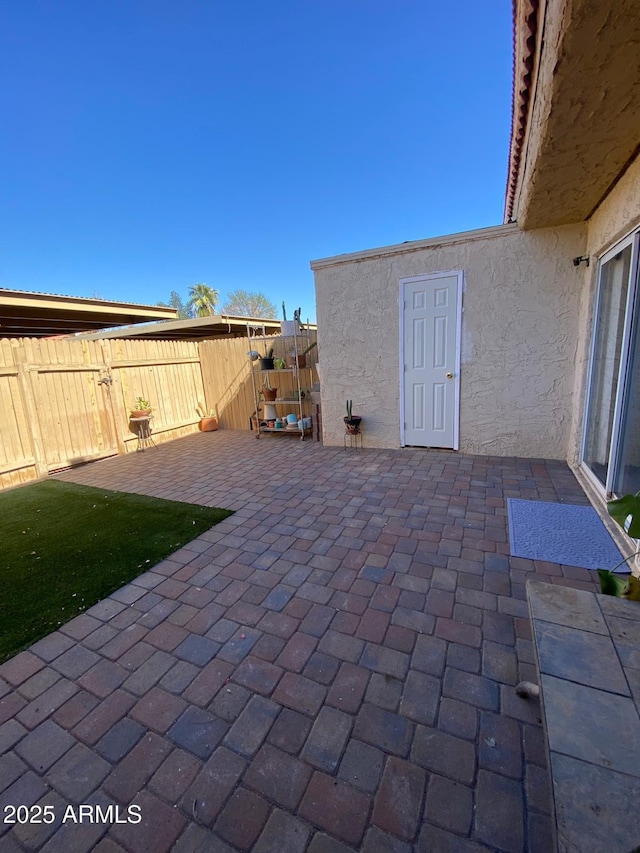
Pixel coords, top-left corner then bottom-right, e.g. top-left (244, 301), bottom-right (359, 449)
top-left (446, 372), bottom-right (454, 379)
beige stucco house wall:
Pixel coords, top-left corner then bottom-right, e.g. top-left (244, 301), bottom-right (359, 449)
top-left (312, 223), bottom-right (586, 456)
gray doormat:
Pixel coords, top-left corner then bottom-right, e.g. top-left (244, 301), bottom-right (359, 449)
top-left (507, 499), bottom-right (624, 570)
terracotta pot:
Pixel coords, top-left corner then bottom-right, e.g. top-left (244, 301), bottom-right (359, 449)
top-left (199, 417), bottom-right (218, 432)
top-left (262, 387), bottom-right (278, 402)
top-left (130, 409), bottom-right (152, 418)
top-left (286, 354), bottom-right (306, 369)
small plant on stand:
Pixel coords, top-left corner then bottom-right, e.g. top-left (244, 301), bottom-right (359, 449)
top-left (130, 397), bottom-right (152, 418)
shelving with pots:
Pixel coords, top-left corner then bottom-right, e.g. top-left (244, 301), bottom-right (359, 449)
top-left (246, 322), bottom-right (317, 440)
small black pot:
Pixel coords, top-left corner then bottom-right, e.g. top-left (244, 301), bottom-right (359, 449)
top-left (260, 357), bottom-right (275, 370)
top-left (344, 416), bottom-right (362, 435)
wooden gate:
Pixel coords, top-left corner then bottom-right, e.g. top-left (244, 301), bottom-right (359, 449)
top-left (0, 337), bottom-right (206, 490)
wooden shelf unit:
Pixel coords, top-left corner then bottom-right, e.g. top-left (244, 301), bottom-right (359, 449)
top-left (247, 323), bottom-right (316, 441)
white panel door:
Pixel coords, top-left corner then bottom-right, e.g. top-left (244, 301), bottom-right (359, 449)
top-left (402, 272), bottom-right (461, 448)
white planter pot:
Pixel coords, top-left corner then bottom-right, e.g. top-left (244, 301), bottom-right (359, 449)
top-left (280, 320), bottom-right (297, 336)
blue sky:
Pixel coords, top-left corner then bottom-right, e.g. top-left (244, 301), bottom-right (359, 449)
top-left (1, 2), bottom-right (512, 322)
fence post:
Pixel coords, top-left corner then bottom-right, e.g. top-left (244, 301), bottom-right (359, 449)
top-left (15, 346), bottom-right (48, 478)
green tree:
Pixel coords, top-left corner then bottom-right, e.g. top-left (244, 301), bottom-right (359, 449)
top-left (157, 290), bottom-right (189, 319)
top-left (187, 283), bottom-right (219, 317)
top-left (221, 290), bottom-right (278, 318)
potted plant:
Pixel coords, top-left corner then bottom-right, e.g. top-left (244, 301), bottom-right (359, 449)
top-left (280, 302), bottom-right (297, 337)
top-left (344, 399), bottom-right (362, 434)
top-left (130, 396), bottom-right (152, 418)
top-left (262, 382), bottom-right (278, 402)
top-left (597, 491), bottom-right (640, 600)
top-left (260, 346), bottom-right (275, 370)
top-left (286, 340), bottom-right (317, 369)
top-left (196, 402), bottom-right (218, 432)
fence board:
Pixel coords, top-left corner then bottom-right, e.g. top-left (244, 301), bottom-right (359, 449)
top-left (199, 337), bottom-right (253, 429)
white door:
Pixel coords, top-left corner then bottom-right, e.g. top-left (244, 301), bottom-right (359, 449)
top-left (401, 271), bottom-right (462, 448)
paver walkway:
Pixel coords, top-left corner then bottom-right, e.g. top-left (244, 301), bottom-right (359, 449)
top-left (0, 430), bottom-right (601, 852)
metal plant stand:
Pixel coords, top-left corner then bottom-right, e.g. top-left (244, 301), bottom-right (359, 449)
top-left (129, 416), bottom-right (156, 451)
top-left (344, 426), bottom-right (363, 450)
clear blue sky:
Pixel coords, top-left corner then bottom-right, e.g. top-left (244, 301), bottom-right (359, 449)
top-left (1, 1), bottom-right (512, 322)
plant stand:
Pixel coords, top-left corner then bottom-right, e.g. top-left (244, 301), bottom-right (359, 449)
top-left (344, 425), bottom-right (363, 450)
top-left (129, 416), bottom-right (156, 451)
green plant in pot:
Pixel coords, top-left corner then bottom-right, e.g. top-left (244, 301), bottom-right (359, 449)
top-left (344, 399), bottom-right (362, 434)
top-left (130, 396), bottom-right (152, 418)
top-left (280, 302), bottom-right (297, 336)
top-left (260, 346), bottom-right (275, 370)
top-left (597, 491), bottom-right (640, 600)
top-left (262, 383), bottom-right (278, 402)
top-left (287, 340), bottom-right (317, 369)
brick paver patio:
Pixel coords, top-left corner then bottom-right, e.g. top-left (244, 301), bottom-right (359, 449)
top-left (0, 430), bottom-right (601, 852)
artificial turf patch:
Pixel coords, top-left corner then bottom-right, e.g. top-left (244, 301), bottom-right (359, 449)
top-left (0, 479), bottom-right (233, 662)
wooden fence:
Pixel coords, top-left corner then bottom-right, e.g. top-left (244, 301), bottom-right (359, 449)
top-left (0, 330), bottom-right (317, 490)
top-left (199, 332), bottom-right (318, 431)
top-left (199, 337), bottom-right (256, 431)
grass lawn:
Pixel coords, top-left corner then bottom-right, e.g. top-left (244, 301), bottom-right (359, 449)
top-left (0, 479), bottom-right (233, 663)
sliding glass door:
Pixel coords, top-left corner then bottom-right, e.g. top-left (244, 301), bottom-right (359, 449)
top-left (582, 230), bottom-right (639, 497)
top-left (583, 242), bottom-right (633, 488)
top-left (614, 281), bottom-right (640, 495)
top-left (582, 231), bottom-right (640, 497)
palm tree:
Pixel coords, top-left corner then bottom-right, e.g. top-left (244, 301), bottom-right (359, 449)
top-left (187, 283), bottom-right (219, 317)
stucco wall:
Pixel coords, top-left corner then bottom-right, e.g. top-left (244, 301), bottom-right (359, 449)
top-left (313, 223), bottom-right (586, 458)
top-left (566, 151), bottom-right (640, 467)
top-left (587, 153), bottom-right (640, 257)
